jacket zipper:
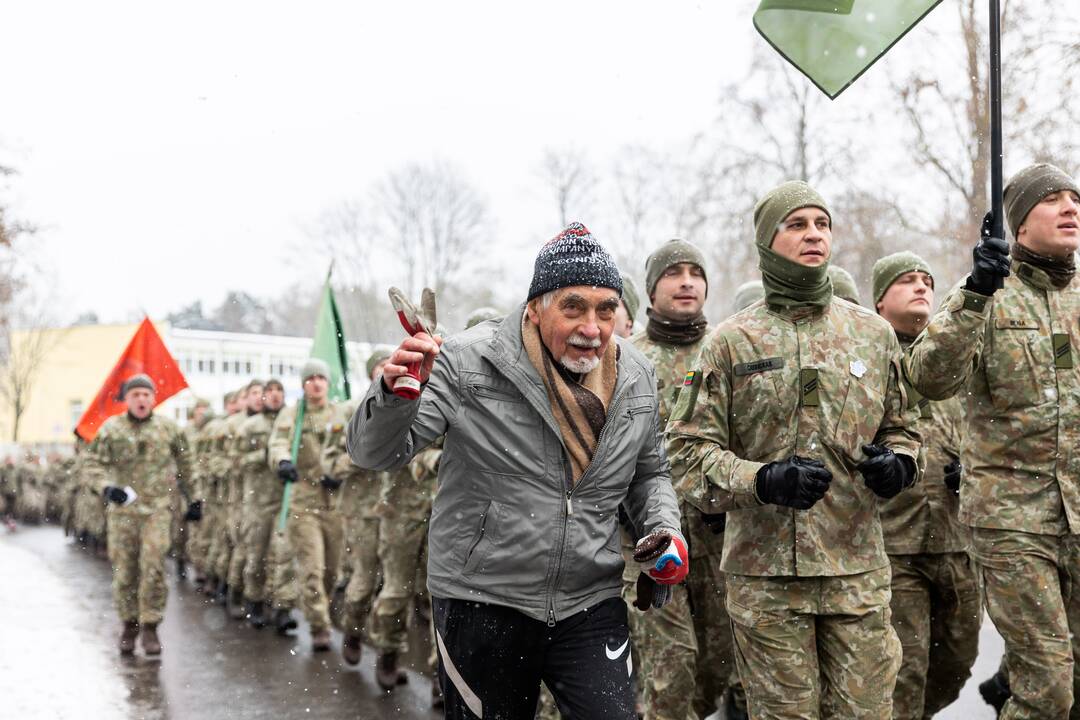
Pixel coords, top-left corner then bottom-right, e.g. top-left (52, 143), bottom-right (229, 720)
top-left (544, 370), bottom-right (639, 629)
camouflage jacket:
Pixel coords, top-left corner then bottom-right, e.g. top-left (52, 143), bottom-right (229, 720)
top-left (188, 416), bottom-right (219, 502)
top-left (906, 262), bottom-right (1080, 535)
top-left (632, 329), bottom-right (725, 557)
top-left (236, 409), bottom-right (281, 508)
top-left (666, 298), bottom-right (922, 577)
top-left (879, 337), bottom-right (968, 555)
top-left (268, 400), bottom-right (338, 512)
top-left (324, 399), bottom-right (383, 520)
top-left (83, 413), bottom-right (192, 513)
top-left (221, 411), bottom-right (255, 507)
top-left (374, 443), bottom-right (441, 522)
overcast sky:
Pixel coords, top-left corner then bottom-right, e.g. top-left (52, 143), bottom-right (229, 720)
top-left (4, 1), bottom-right (943, 325)
top-left (0, 1), bottom-right (762, 323)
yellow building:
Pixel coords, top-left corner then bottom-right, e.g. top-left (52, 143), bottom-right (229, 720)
top-left (0, 321), bottom-right (144, 445)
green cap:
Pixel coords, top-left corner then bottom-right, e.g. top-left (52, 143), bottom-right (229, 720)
top-left (872, 251), bottom-right (933, 305)
top-left (753, 181), bottom-right (832, 249)
top-left (122, 374), bottom-right (155, 396)
top-left (1004, 163), bottom-right (1080, 238)
top-left (828, 266), bottom-right (862, 305)
top-left (733, 280), bottom-right (764, 312)
top-left (644, 239), bottom-right (708, 297)
top-left (465, 307), bottom-right (502, 330)
top-left (301, 358), bottom-right (331, 383)
top-left (620, 274), bottom-right (641, 321)
top-left (365, 347), bottom-right (393, 378)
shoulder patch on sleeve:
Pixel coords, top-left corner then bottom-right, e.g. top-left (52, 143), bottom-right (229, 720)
top-left (672, 370), bottom-right (703, 423)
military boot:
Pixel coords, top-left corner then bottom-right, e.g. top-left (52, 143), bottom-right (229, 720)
top-left (274, 608), bottom-right (298, 636)
top-left (376, 652), bottom-right (407, 691)
top-left (175, 558), bottom-right (187, 580)
top-left (342, 634), bottom-right (362, 665)
top-left (431, 678), bottom-right (444, 709)
top-left (312, 628), bottom-right (331, 652)
top-left (247, 601), bottom-right (267, 629)
top-left (228, 588), bottom-right (245, 620)
top-left (118, 621), bottom-right (139, 655)
top-left (140, 623), bottom-right (162, 656)
top-left (194, 574), bottom-right (206, 592)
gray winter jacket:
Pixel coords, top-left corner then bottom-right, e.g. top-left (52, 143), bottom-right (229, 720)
top-left (347, 306), bottom-right (682, 624)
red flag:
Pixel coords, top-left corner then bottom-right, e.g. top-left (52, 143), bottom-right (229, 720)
top-left (75, 317), bottom-right (188, 441)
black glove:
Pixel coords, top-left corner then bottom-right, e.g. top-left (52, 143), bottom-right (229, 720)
top-left (754, 456), bottom-right (832, 509)
top-left (700, 511), bottom-right (726, 535)
top-left (858, 444), bottom-right (917, 499)
top-left (277, 460), bottom-right (299, 484)
top-left (944, 459), bottom-right (963, 494)
top-left (965, 212), bottom-right (1011, 296)
top-left (320, 475), bottom-right (342, 491)
top-left (102, 486), bottom-right (129, 505)
top-left (633, 573), bottom-right (673, 611)
top-left (184, 500), bottom-right (203, 522)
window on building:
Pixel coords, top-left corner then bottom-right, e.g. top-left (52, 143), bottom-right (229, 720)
top-left (245, 360), bottom-right (253, 374)
top-left (208, 359), bottom-right (216, 374)
top-left (197, 358), bottom-right (205, 373)
top-left (69, 400), bottom-right (83, 429)
top-left (233, 360), bottom-right (241, 375)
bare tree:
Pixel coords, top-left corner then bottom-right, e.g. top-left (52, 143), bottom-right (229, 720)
top-left (538, 146), bottom-right (598, 228)
top-left (0, 298), bottom-right (64, 442)
top-left (892, 0), bottom-right (1080, 269)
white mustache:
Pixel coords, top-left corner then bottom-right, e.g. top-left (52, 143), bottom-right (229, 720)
top-left (567, 333), bottom-right (601, 349)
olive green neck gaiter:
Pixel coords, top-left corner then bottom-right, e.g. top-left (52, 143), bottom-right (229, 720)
top-left (758, 245), bottom-right (833, 309)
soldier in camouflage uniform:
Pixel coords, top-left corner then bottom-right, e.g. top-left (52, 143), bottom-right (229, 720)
top-left (237, 379), bottom-right (287, 628)
top-left (82, 374), bottom-right (196, 656)
top-left (197, 391), bottom-right (239, 594)
top-left (223, 380), bottom-right (265, 617)
top-left (829, 265), bottom-right (862, 306)
top-left (269, 358), bottom-right (342, 652)
top-left (369, 444), bottom-right (441, 694)
top-left (173, 398), bottom-right (210, 580)
top-left (614, 273), bottom-right (641, 339)
top-left (327, 350), bottom-right (392, 665)
top-left (872, 252), bottom-right (980, 719)
top-left (906, 164), bottom-right (1080, 719)
top-left (667, 182), bottom-right (921, 719)
top-left (732, 281), bottom-right (764, 314)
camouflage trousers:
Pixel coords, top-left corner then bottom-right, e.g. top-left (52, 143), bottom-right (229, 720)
top-left (370, 516), bottom-right (434, 671)
top-left (887, 551), bottom-right (981, 720)
top-left (210, 503), bottom-right (240, 583)
top-left (341, 515), bottom-right (381, 637)
top-left (727, 567), bottom-right (900, 719)
top-left (74, 485), bottom-right (106, 538)
top-left (107, 506), bottom-right (173, 624)
top-left (683, 511), bottom-right (741, 718)
top-left (226, 504), bottom-right (248, 592)
top-left (971, 528), bottom-right (1080, 720)
top-left (244, 505), bottom-right (286, 603)
top-left (267, 528), bottom-right (301, 610)
top-left (286, 507), bottom-right (344, 632)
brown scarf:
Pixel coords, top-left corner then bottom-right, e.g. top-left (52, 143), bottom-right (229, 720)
top-left (645, 308), bottom-right (708, 346)
top-left (522, 315), bottom-right (618, 483)
top-left (1013, 243), bottom-right (1076, 289)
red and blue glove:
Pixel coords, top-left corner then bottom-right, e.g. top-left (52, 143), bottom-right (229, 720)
top-left (633, 529), bottom-right (689, 585)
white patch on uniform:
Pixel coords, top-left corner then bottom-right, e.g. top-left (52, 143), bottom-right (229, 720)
top-left (849, 359), bottom-right (868, 379)
top-left (626, 652), bottom-right (633, 678)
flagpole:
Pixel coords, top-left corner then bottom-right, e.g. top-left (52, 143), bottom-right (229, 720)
top-left (988, 0), bottom-right (1005, 290)
top-left (276, 396), bottom-right (306, 532)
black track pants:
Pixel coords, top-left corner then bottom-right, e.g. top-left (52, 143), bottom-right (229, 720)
top-left (433, 596), bottom-right (636, 719)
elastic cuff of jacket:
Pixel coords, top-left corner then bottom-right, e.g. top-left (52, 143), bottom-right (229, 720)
top-left (376, 380), bottom-right (415, 408)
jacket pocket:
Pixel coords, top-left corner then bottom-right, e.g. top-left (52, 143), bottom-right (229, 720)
top-left (462, 500), bottom-right (497, 576)
top-left (731, 369), bottom-right (787, 456)
top-left (986, 320), bottom-right (1048, 412)
top-left (830, 376), bottom-right (885, 460)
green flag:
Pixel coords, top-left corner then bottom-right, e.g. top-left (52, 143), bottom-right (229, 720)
top-left (754, 0), bottom-right (941, 99)
top-left (310, 270), bottom-right (351, 402)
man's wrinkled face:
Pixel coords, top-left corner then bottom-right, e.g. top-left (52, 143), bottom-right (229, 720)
top-left (1018, 190), bottom-right (1080, 257)
top-left (527, 286), bottom-right (619, 374)
top-left (303, 375), bottom-right (329, 403)
top-left (652, 262), bottom-right (706, 320)
top-left (877, 271), bottom-right (935, 331)
top-left (246, 385), bottom-right (264, 413)
top-left (370, 359), bottom-right (390, 383)
top-left (263, 385), bottom-right (285, 411)
top-left (612, 301), bottom-right (634, 339)
top-left (771, 207), bottom-right (832, 266)
top-left (125, 387), bottom-right (156, 419)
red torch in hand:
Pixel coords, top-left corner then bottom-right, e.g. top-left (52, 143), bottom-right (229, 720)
top-left (387, 286), bottom-right (438, 400)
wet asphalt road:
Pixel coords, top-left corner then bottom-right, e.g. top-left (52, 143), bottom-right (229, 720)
top-left (1, 524), bottom-right (1003, 719)
top-left (0, 523), bottom-right (438, 720)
